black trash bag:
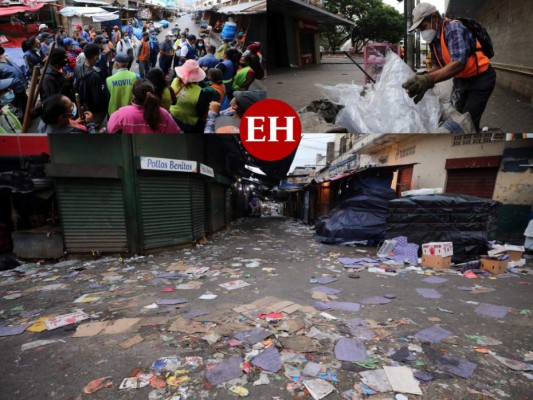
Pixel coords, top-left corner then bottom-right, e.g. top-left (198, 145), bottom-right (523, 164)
top-left (387, 194), bottom-right (501, 263)
top-left (315, 180), bottom-right (396, 244)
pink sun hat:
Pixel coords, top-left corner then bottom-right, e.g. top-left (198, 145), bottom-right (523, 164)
top-left (175, 60), bottom-right (206, 84)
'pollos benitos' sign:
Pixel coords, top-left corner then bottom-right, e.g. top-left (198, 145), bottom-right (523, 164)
top-left (140, 157), bottom-right (197, 173)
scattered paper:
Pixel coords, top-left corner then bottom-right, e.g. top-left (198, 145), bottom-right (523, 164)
top-left (199, 294), bottom-right (218, 300)
top-left (383, 366), bottom-right (422, 395)
top-left (489, 351), bottom-right (532, 371)
top-left (74, 294), bottom-right (101, 303)
top-left (424, 346), bottom-right (477, 378)
top-left (422, 277), bottom-right (448, 284)
top-left (359, 369), bottom-right (393, 392)
top-left (205, 356), bottom-right (243, 385)
top-left (334, 338), bottom-right (369, 362)
top-left (474, 303), bottom-right (508, 319)
top-left (219, 280), bottom-right (250, 291)
top-left (311, 286), bottom-right (343, 295)
top-left (415, 325), bottom-right (453, 343)
top-left (119, 335), bottom-right (144, 349)
top-left (360, 296), bottom-right (393, 305)
top-left (303, 379), bottom-right (336, 400)
top-left (234, 328), bottom-right (272, 345)
top-left (252, 346), bottom-right (282, 373)
top-left (315, 276), bottom-right (338, 285)
top-left (0, 323), bottom-right (31, 337)
top-left (44, 311), bottom-right (90, 330)
top-left (416, 288), bottom-right (442, 299)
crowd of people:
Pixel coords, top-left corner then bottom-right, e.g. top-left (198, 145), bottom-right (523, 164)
top-left (0, 21), bottom-right (266, 134)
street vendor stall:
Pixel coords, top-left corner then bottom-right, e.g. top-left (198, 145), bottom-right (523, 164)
top-left (59, 6), bottom-right (120, 32)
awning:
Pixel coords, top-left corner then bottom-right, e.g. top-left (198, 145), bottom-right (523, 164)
top-left (60, 6), bottom-right (119, 22)
top-left (73, 0), bottom-right (109, 5)
top-left (0, 2), bottom-right (45, 17)
top-left (269, 0), bottom-right (355, 26)
top-left (216, 0), bottom-right (266, 15)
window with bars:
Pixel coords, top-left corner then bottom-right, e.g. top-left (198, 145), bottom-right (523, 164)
top-left (339, 136), bottom-right (347, 154)
top-left (451, 133), bottom-right (494, 146)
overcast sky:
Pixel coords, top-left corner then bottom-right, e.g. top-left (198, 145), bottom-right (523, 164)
top-left (290, 134), bottom-right (337, 172)
top-left (382, 0), bottom-right (446, 14)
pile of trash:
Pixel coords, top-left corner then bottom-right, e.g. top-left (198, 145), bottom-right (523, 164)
top-left (0, 218), bottom-right (531, 400)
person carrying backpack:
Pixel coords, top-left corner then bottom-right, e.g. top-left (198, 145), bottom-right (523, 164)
top-left (402, 2), bottom-right (496, 132)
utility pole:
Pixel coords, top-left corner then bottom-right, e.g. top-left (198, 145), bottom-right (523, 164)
top-left (406, 0), bottom-right (415, 70)
top-left (415, 0), bottom-right (421, 69)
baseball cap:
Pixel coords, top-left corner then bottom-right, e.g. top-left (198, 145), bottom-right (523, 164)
top-left (75, 24), bottom-right (83, 31)
top-left (408, 2), bottom-right (437, 32)
top-left (39, 24), bottom-right (48, 30)
top-left (63, 37), bottom-right (77, 47)
top-left (114, 53), bottom-right (129, 64)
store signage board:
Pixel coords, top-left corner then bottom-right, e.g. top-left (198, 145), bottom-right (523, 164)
top-left (200, 163), bottom-right (215, 177)
top-left (140, 156), bottom-right (197, 173)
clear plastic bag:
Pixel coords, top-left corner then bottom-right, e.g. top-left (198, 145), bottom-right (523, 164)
top-left (316, 52), bottom-right (442, 133)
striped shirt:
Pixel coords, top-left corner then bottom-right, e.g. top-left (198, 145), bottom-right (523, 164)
top-left (431, 18), bottom-right (475, 67)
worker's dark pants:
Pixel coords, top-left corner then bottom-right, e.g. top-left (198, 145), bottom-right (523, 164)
top-left (452, 65), bottom-right (496, 132)
top-left (159, 56), bottom-right (172, 75)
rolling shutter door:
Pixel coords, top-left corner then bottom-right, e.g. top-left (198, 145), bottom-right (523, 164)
top-left (445, 168), bottom-right (498, 199)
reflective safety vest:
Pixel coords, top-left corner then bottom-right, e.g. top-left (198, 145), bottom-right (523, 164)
top-left (170, 79), bottom-right (201, 126)
top-left (161, 86), bottom-right (172, 111)
top-left (0, 108), bottom-right (22, 133)
top-left (433, 19), bottom-right (490, 79)
top-left (210, 83), bottom-right (226, 103)
top-left (232, 66), bottom-right (252, 91)
top-left (106, 69), bottom-right (137, 115)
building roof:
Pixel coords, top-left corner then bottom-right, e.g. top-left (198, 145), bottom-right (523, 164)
top-left (268, 0), bottom-right (355, 26)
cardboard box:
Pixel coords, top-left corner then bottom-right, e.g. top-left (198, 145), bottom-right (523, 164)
top-left (421, 254), bottom-right (451, 270)
top-left (487, 244), bottom-right (524, 261)
top-left (480, 258), bottom-right (508, 275)
top-left (422, 242), bottom-right (453, 257)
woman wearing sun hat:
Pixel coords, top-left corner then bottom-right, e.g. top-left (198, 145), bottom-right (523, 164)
top-left (169, 59), bottom-right (211, 133)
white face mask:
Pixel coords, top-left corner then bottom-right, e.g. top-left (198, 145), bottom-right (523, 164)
top-left (421, 29), bottom-right (437, 42)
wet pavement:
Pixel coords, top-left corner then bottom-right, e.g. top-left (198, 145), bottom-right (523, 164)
top-left (0, 217), bottom-right (532, 400)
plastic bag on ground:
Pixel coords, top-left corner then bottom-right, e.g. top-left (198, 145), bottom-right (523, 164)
top-left (316, 52), bottom-right (441, 133)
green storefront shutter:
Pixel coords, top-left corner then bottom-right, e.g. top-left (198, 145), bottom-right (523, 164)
top-left (138, 175), bottom-right (193, 249)
top-left (209, 183), bottom-right (226, 233)
top-left (56, 180), bottom-right (128, 252)
top-left (191, 179), bottom-right (206, 240)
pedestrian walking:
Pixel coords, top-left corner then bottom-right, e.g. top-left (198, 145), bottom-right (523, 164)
top-left (105, 53), bottom-right (137, 116)
top-left (111, 25), bottom-right (122, 46)
top-left (106, 79), bottom-right (180, 134)
top-left (149, 29), bottom-right (160, 69)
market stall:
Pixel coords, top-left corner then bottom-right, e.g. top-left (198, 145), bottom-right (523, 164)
top-left (59, 6), bottom-right (120, 32)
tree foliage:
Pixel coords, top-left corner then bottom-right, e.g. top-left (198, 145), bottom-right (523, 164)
top-left (321, 0), bottom-right (404, 53)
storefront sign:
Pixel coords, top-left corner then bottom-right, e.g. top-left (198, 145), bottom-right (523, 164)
top-left (140, 156), bottom-right (197, 173)
top-left (200, 163), bottom-right (214, 177)
top-left (297, 19), bottom-right (319, 33)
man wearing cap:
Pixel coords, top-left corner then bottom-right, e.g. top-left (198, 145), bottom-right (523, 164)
top-left (0, 78), bottom-right (22, 133)
top-left (75, 25), bottom-right (90, 42)
top-left (104, 53), bottom-right (137, 116)
top-left (39, 33), bottom-right (52, 56)
top-left (137, 32), bottom-right (151, 78)
top-left (63, 38), bottom-right (78, 73)
top-left (37, 24), bottom-right (48, 41)
top-left (159, 33), bottom-right (175, 76)
top-left (179, 34), bottom-right (197, 67)
top-left (402, 2), bottom-right (496, 132)
top-left (204, 90), bottom-right (266, 134)
top-left (148, 29), bottom-right (160, 69)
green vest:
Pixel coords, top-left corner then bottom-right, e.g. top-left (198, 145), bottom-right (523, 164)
top-left (215, 44), bottom-right (229, 60)
top-left (169, 79), bottom-right (201, 126)
top-left (106, 69), bottom-right (137, 115)
top-left (161, 86), bottom-right (172, 111)
top-left (232, 66), bottom-right (252, 91)
top-left (0, 108), bottom-right (22, 133)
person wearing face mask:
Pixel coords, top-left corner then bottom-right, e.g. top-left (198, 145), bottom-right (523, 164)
top-left (38, 93), bottom-right (95, 134)
top-left (159, 33), bottom-right (175, 76)
top-left (148, 29), bottom-right (160, 69)
top-left (137, 32), bottom-right (151, 78)
top-left (55, 26), bottom-right (67, 49)
top-left (179, 34), bottom-right (197, 67)
top-left (117, 31), bottom-right (134, 70)
top-left (40, 33), bottom-right (52, 56)
top-left (22, 37), bottom-right (46, 73)
top-left (402, 3), bottom-right (496, 132)
top-left (40, 48), bottom-right (75, 103)
top-left (0, 78), bottom-right (22, 133)
top-left (104, 53), bottom-right (137, 116)
top-left (63, 38), bottom-right (78, 74)
top-left (112, 25), bottom-right (122, 47)
top-left (195, 39), bottom-right (207, 58)
top-left (37, 24), bottom-right (48, 41)
top-left (74, 43), bottom-right (107, 128)
top-left (232, 54), bottom-right (255, 92)
top-left (0, 46), bottom-right (28, 117)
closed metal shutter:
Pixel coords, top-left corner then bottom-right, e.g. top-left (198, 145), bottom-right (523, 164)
top-left (208, 183), bottom-right (226, 233)
top-left (138, 175), bottom-right (193, 249)
top-left (445, 168), bottom-right (498, 199)
top-left (191, 179), bottom-right (206, 240)
top-left (398, 165), bottom-right (414, 191)
top-left (56, 180), bottom-right (128, 252)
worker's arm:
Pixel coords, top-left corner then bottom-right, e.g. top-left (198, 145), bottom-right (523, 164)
top-left (427, 61), bottom-right (465, 85)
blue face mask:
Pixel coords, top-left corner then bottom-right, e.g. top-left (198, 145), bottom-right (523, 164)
top-left (0, 90), bottom-right (15, 105)
top-left (71, 103), bottom-right (77, 118)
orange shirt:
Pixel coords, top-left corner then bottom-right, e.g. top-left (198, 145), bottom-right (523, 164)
top-left (139, 40), bottom-right (150, 62)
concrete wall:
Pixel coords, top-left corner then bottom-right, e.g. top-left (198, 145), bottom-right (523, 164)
top-left (359, 135), bottom-right (532, 205)
top-left (477, 0), bottom-right (533, 101)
